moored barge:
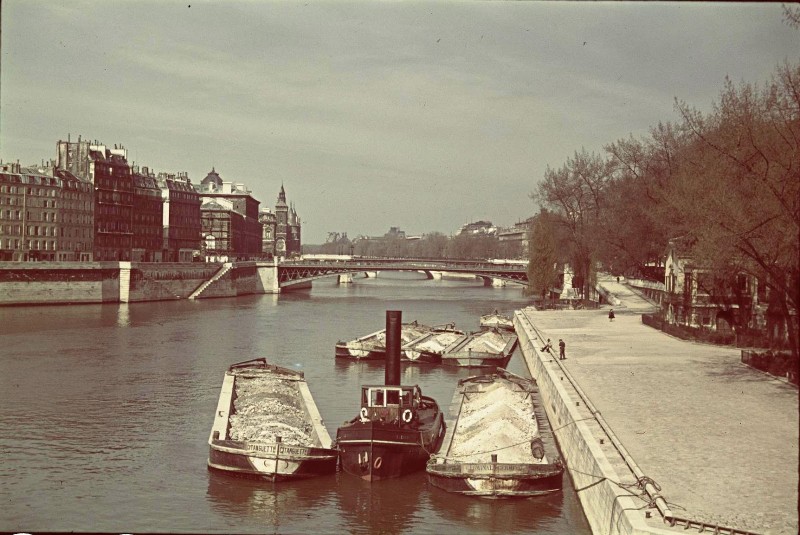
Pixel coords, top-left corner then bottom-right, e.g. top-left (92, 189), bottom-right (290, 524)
top-left (207, 358), bottom-right (338, 481)
top-left (336, 311), bottom-right (446, 481)
top-left (426, 369), bottom-right (563, 497)
top-left (402, 324), bottom-right (464, 364)
top-left (479, 311), bottom-right (515, 332)
top-left (441, 328), bottom-right (518, 368)
top-left (334, 321), bottom-right (432, 361)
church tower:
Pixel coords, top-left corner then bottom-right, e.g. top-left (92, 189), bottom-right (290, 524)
top-left (275, 184), bottom-right (288, 257)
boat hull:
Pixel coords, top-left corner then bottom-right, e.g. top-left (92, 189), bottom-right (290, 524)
top-left (336, 417), bottom-right (446, 481)
top-left (440, 354), bottom-right (512, 368)
top-left (208, 441), bottom-right (338, 481)
top-left (401, 349), bottom-right (442, 365)
top-left (337, 441), bottom-right (431, 482)
top-left (427, 463), bottom-right (563, 497)
top-left (335, 344), bottom-right (386, 360)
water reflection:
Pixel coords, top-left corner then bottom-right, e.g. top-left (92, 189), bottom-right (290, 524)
top-left (426, 484), bottom-right (564, 534)
top-left (334, 471), bottom-right (427, 534)
top-left (206, 471), bottom-right (336, 528)
top-left (116, 303), bottom-right (130, 327)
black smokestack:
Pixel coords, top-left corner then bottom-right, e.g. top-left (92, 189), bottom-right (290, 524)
top-left (385, 310), bottom-right (402, 386)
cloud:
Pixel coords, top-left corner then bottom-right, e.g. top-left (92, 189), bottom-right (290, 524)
top-left (2, 1), bottom-right (797, 242)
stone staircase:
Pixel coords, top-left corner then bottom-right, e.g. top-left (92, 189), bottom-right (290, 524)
top-left (188, 262), bottom-right (232, 300)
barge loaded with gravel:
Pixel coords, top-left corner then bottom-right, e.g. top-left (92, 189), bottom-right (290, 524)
top-left (207, 358), bottom-right (338, 481)
top-left (440, 328), bottom-right (518, 368)
top-left (426, 369), bottom-right (563, 497)
top-left (479, 311), bottom-right (515, 331)
top-left (401, 324), bottom-right (464, 364)
top-left (335, 321), bottom-right (461, 364)
top-left (335, 321), bottom-right (432, 361)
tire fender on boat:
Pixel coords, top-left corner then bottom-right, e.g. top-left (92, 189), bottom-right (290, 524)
top-left (402, 409), bottom-right (413, 423)
top-left (360, 407), bottom-right (369, 420)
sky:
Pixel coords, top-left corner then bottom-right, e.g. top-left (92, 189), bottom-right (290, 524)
top-left (1, 1), bottom-right (797, 244)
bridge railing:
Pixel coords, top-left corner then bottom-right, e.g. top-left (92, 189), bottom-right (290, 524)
top-left (280, 257), bottom-right (527, 272)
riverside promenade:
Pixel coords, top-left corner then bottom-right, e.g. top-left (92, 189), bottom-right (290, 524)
top-left (516, 277), bottom-right (798, 535)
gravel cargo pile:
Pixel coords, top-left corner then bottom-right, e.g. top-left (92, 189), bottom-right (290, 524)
top-left (228, 374), bottom-right (314, 447)
top-left (346, 324), bottom-right (431, 350)
top-left (414, 332), bottom-right (462, 353)
top-left (463, 331), bottom-right (508, 354)
top-left (448, 381), bottom-right (539, 463)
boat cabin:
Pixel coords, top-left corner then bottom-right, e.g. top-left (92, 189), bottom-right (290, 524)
top-left (360, 385), bottom-right (421, 423)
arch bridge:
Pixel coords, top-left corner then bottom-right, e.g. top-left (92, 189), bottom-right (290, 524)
top-left (277, 257), bottom-right (528, 288)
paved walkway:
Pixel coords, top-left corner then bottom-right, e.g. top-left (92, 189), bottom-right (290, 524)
top-left (520, 277), bottom-right (798, 535)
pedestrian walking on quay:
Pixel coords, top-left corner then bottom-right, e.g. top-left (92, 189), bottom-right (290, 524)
top-left (608, 309), bottom-right (615, 322)
top-left (558, 339), bottom-right (566, 360)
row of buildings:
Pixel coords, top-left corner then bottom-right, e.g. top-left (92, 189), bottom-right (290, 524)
top-left (0, 136), bottom-right (302, 262)
top-left (458, 218), bottom-right (535, 254)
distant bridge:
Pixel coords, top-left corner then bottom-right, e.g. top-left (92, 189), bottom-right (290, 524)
top-left (277, 257), bottom-right (528, 288)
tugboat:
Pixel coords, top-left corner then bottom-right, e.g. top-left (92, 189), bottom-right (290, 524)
top-left (335, 310), bottom-right (447, 481)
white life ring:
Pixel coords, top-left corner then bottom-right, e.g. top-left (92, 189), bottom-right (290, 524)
top-left (402, 409), bottom-right (413, 423)
top-left (360, 407), bottom-right (369, 419)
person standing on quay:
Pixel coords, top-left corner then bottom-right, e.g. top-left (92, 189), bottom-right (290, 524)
top-left (608, 309), bottom-right (615, 322)
top-left (558, 339), bottom-right (566, 360)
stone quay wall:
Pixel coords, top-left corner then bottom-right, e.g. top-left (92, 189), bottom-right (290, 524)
top-left (128, 263), bottom-right (221, 302)
top-left (0, 262), bottom-right (122, 305)
top-left (514, 309), bottom-right (674, 535)
top-left (198, 262), bottom-right (274, 299)
top-left (0, 261), bottom-right (281, 306)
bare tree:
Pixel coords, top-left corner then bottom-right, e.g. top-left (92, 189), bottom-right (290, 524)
top-left (783, 3), bottom-right (800, 29)
top-left (670, 62), bottom-right (800, 357)
top-left (601, 123), bottom-right (691, 278)
top-left (533, 149), bottom-right (611, 298)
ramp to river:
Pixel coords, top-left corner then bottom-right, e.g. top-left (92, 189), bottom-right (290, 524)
top-left (514, 285), bottom-right (798, 535)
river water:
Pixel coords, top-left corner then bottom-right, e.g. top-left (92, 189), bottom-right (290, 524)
top-left (0, 272), bottom-right (591, 534)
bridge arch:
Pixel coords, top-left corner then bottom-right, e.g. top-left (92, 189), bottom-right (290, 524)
top-left (277, 258), bottom-right (528, 289)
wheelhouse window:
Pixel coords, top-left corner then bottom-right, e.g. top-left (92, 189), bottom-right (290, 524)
top-left (369, 388), bottom-right (385, 407)
top-left (365, 387), bottom-right (410, 408)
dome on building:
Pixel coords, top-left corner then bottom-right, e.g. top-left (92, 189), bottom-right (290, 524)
top-left (201, 167), bottom-right (223, 190)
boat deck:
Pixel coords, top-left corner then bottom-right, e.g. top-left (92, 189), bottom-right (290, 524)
top-left (441, 373), bottom-right (545, 464)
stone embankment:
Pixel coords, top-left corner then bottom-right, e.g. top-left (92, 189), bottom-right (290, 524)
top-left (514, 278), bottom-right (798, 535)
top-left (0, 260), bottom-right (281, 305)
